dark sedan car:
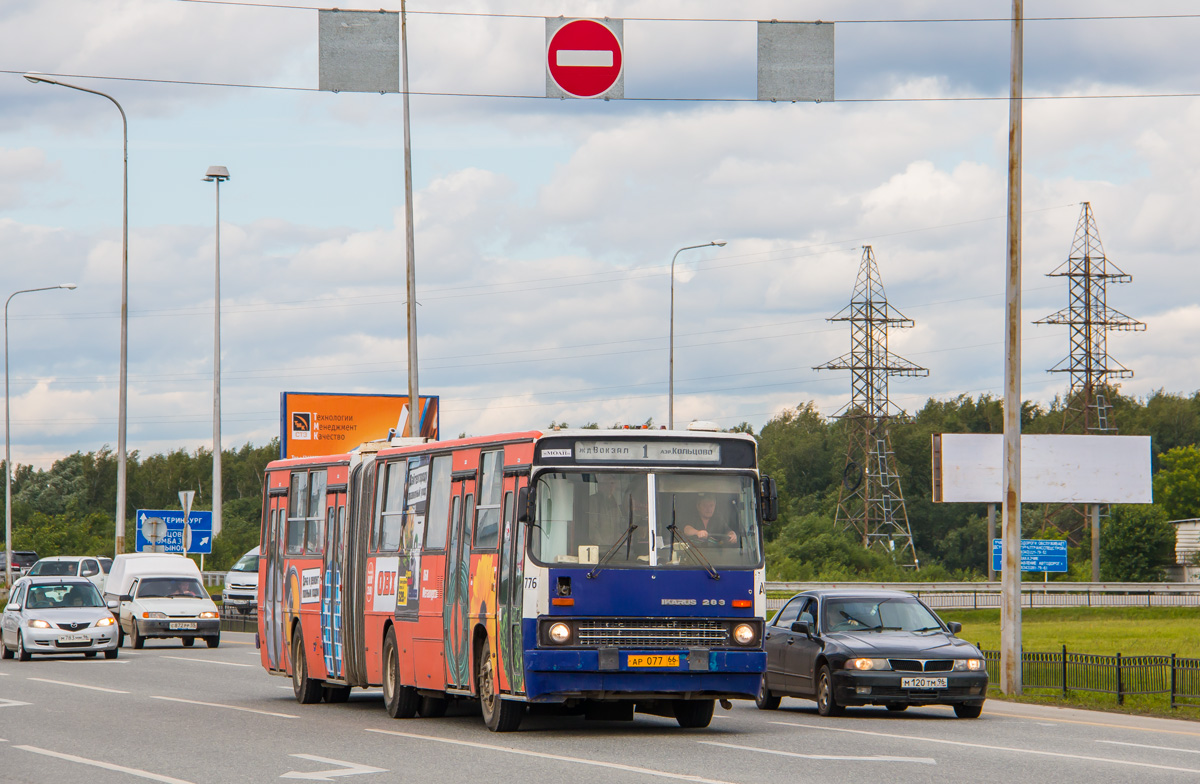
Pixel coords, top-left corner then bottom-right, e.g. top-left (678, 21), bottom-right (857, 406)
top-left (756, 589), bottom-right (987, 718)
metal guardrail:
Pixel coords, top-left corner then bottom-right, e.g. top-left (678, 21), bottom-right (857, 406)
top-left (219, 604), bottom-right (257, 633)
top-left (981, 647), bottom-right (1200, 708)
top-left (764, 582), bottom-right (1200, 611)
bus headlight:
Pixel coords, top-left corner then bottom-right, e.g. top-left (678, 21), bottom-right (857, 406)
top-left (547, 622), bottom-right (571, 644)
top-left (732, 623), bottom-right (756, 645)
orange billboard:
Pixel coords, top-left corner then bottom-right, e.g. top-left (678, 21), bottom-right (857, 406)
top-left (280, 392), bottom-right (439, 459)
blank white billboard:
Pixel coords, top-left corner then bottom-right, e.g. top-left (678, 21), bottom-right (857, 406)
top-left (932, 434), bottom-right (1152, 504)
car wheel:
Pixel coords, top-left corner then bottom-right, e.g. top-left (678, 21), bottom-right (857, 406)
top-left (382, 628), bottom-right (418, 718)
top-left (1, 639), bottom-right (12, 660)
top-left (478, 641), bottom-right (523, 732)
top-left (815, 665), bottom-right (843, 717)
top-left (291, 627), bottom-right (323, 704)
top-left (130, 621), bottom-right (144, 649)
top-left (104, 647), bottom-right (119, 660)
top-left (886, 704), bottom-right (908, 712)
top-left (181, 637), bottom-right (195, 647)
top-left (206, 635), bottom-right (220, 649)
top-left (673, 699), bottom-right (715, 728)
top-left (16, 632), bottom-right (31, 661)
top-left (117, 626), bottom-right (125, 648)
top-left (954, 703), bottom-right (983, 719)
top-left (418, 694), bottom-right (448, 718)
top-left (755, 675), bottom-right (781, 710)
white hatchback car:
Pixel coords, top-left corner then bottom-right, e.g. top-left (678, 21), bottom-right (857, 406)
top-left (27, 556), bottom-right (108, 592)
top-left (1, 576), bottom-right (119, 659)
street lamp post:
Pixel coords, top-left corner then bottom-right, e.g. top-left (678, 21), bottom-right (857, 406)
top-left (669, 240), bottom-right (726, 430)
top-left (5, 284), bottom-right (76, 586)
top-left (202, 166), bottom-right (230, 542)
top-left (24, 73), bottom-right (129, 556)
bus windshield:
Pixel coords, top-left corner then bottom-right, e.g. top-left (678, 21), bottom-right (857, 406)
top-left (530, 471), bottom-right (764, 569)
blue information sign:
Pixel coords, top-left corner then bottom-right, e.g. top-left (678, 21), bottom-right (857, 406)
top-left (135, 509), bottom-right (213, 554)
top-left (992, 538), bottom-right (1068, 573)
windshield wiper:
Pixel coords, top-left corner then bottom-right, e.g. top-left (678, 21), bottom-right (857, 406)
top-left (665, 504), bottom-right (720, 580)
top-left (588, 495), bottom-right (638, 579)
top-left (912, 626), bottom-right (943, 633)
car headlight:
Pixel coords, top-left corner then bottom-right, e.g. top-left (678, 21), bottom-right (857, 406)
top-left (547, 622), bottom-right (571, 644)
top-left (28, 619), bottom-right (52, 629)
top-left (143, 611), bottom-right (167, 619)
top-left (96, 617), bottom-right (115, 627)
top-left (955, 658), bottom-right (985, 671)
top-left (732, 623), bottom-right (757, 646)
top-left (199, 611), bottom-right (218, 619)
top-left (847, 658), bottom-right (891, 671)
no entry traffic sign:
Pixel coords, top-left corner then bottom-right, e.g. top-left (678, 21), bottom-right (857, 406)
top-left (546, 18), bottom-right (624, 99)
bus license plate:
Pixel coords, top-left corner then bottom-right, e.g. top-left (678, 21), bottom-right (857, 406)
top-left (627, 655), bottom-right (679, 668)
top-left (169, 622), bottom-right (197, 630)
top-left (901, 677), bottom-right (947, 689)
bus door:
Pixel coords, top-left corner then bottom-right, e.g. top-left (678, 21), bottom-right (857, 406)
top-left (498, 472), bottom-right (528, 693)
top-left (443, 474), bottom-right (476, 689)
top-left (321, 487), bottom-right (348, 680)
top-left (263, 485), bottom-right (288, 673)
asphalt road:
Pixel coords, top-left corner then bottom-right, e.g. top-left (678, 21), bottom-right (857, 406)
top-left (2, 633), bottom-right (1199, 784)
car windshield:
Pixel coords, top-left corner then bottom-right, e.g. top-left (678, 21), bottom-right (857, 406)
top-left (823, 597), bottom-right (945, 633)
top-left (137, 578), bottom-right (207, 599)
top-left (25, 583), bottom-right (104, 609)
top-left (530, 471), bottom-right (764, 569)
top-left (231, 553), bottom-right (259, 572)
top-left (29, 561), bottom-right (79, 576)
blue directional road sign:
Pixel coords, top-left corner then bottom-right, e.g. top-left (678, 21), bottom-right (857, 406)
top-left (135, 509), bottom-right (213, 554)
top-left (992, 538), bottom-right (1068, 573)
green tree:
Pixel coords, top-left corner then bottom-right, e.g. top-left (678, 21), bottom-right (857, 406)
top-left (1153, 445), bottom-right (1200, 521)
top-left (1099, 504), bottom-right (1176, 581)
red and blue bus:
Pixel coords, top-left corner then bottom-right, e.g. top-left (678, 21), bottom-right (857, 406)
top-left (258, 426), bottom-right (777, 731)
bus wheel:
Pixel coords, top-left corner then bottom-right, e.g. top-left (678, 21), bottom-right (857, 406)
top-left (673, 699), bottom-right (715, 729)
top-left (418, 694), bottom-right (448, 718)
top-left (291, 628), bottom-right (322, 704)
top-left (477, 643), bottom-right (523, 732)
top-left (382, 628), bottom-right (418, 718)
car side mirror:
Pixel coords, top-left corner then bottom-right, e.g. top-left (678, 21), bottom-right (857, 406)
top-left (947, 621), bottom-right (962, 634)
top-left (119, 594), bottom-right (133, 603)
top-left (5, 603), bottom-right (19, 612)
top-left (106, 599), bottom-right (119, 610)
top-left (790, 620), bottom-right (810, 636)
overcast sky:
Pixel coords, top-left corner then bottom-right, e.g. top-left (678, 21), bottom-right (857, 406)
top-left (1, 0), bottom-right (1198, 468)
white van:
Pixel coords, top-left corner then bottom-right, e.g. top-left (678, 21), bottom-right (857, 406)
top-left (221, 547), bottom-right (259, 614)
top-left (103, 553), bottom-right (220, 649)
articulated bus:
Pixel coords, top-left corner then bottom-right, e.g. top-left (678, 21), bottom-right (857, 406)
top-left (258, 425), bottom-right (778, 731)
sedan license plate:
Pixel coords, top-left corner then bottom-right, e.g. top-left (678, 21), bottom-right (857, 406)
top-left (169, 622), bottom-right (197, 631)
top-left (901, 676), bottom-right (948, 689)
top-left (627, 654), bottom-right (679, 668)
top-left (58, 634), bottom-right (90, 643)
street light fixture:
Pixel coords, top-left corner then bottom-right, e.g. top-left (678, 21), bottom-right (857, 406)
top-left (202, 166), bottom-right (229, 542)
top-left (25, 72), bottom-right (130, 556)
top-left (5, 284), bottom-right (76, 586)
top-left (668, 240), bottom-right (726, 430)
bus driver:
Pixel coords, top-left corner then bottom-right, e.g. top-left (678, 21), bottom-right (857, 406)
top-left (682, 493), bottom-right (737, 544)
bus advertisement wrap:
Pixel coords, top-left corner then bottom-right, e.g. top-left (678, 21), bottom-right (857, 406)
top-left (280, 392), bottom-right (439, 458)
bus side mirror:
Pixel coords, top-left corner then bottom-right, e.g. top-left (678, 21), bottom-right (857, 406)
top-left (760, 475), bottom-right (779, 522)
top-left (517, 486), bottom-right (533, 524)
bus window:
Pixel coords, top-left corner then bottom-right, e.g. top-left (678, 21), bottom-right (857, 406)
top-left (377, 461), bottom-right (407, 553)
top-left (287, 471), bottom-right (309, 555)
top-left (424, 455), bottom-right (452, 550)
top-left (474, 450), bottom-right (503, 550)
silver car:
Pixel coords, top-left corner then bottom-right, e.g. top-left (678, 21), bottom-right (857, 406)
top-left (1, 576), bottom-right (120, 660)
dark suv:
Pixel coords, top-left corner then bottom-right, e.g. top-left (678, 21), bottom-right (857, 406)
top-left (2, 551), bottom-right (40, 581)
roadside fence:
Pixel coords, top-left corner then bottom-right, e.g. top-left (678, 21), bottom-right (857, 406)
top-left (219, 604), bottom-right (257, 634)
top-left (765, 582), bottom-right (1200, 612)
top-left (981, 647), bottom-right (1200, 709)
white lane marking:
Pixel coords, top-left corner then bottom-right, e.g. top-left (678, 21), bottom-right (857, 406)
top-left (151, 696), bottom-right (298, 719)
top-left (161, 655), bottom-right (254, 667)
top-left (772, 722), bottom-right (1200, 775)
top-left (556, 50), bottom-right (614, 68)
top-left (1098, 740), bottom-right (1200, 755)
top-left (15, 745), bottom-right (195, 784)
top-left (281, 754), bottom-right (387, 780)
top-left (27, 677), bottom-right (129, 694)
top-left (0, 697), bottom-right (31, 708)
top-left (699, 740), bottom-right (935, 765)
top-left (367, 728), bottom-right (737, 784)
